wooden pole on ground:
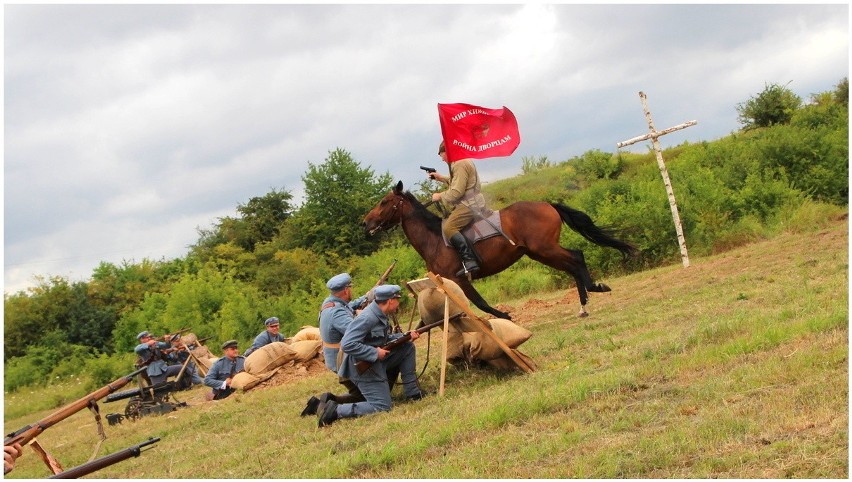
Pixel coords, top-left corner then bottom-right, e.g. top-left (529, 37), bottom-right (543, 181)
top-left (617, 91), bottom-right (696, 268)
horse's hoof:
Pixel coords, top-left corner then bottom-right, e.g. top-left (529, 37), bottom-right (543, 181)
top-left (594, 283), bottom-right (611, 293)
top-left (578, 311), bottom-right (589, 318)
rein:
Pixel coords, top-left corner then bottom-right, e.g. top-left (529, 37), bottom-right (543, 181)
top-left (370, 197), bottom-right (405, 234)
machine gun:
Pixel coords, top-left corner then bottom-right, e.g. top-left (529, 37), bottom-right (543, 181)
top-left (105, 353), bottom-right (195, 425)
top-left (48, 438), bottom-right (160, 479)
top-left (104, 380), bottom-right (188, 425)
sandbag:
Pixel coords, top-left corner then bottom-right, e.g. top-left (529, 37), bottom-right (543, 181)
top-left (489, 318), bottom-right (533, 348)
top-left (290, 339), bottom-right (322, 362)
top-left (485, 350), bottom-right (538, 371)
top-left (190, 345), bottom-right (214, 360)
top-left (461, 318), bottom-right (533, 361)
top-left (291, 326), bottom-right (321, 342)
top-left (416, 279), bottom-right (468, 323)
top-left (244, 342), bottom-right (296, 375)
top-left (230, 371), bottom-right (261, 390)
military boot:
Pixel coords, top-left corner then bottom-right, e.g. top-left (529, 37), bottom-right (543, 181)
top-left (318, 400), bottom-right (339, 427)
top-left (449, 232), bottom-right (480, 277)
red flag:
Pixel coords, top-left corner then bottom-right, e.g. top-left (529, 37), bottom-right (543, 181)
top-left (437, 103), bottom-right (521, 162)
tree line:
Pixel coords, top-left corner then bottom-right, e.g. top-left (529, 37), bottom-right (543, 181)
top-left (4, 79), bottom-right (847, 393)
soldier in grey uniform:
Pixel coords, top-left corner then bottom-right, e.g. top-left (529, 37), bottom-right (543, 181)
top-left (318, 285), bottom-right (423, 427)
top-left (135, 330), bottom-right (194, 386)
top-left (301, 273), bottom-right (372, 416)
top-left (244, 317), bottom-right (286, 357)
top-left (204, 340), bottom-right (246, 400)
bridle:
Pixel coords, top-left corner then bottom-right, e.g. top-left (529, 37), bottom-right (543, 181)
top-left (367, 196), bottom-right (405, 235)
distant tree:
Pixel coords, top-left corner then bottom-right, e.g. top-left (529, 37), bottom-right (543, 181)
top-left (572, 149), bottom-right (623, 182)
top-left (521, 155), bottom-right (551, 174)
top-left (233, 188), bottom-right (294, 251)
top-left (189, 188), bottom-right (293, 256)
top-left (832, 77), bottom-right (848, 107)
top-left (737, 81), bottom-right (802, 130)
top-left (287, 148), bottom-right (393, 258)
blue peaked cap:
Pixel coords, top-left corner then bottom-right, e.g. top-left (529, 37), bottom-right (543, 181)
top-left (136, 330), bottom-right (151, 340)
top-left (326, 273), bottom-right (352, 292)
top-left (374, 284), bottom-right (402, 301)
top-left (265, 317), bottom-right (279, 326)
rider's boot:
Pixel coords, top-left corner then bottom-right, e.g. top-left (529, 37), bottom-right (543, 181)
top-left (449, 232), bottom-right (480, 277)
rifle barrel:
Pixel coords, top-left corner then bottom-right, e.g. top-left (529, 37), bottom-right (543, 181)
top-left (4, 367), bottom-right (146, 446)
top-left (48, 438), bottom-right (160, 479)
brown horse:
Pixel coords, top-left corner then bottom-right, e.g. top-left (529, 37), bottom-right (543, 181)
top-left (363, 181), bottom-right (638, 319)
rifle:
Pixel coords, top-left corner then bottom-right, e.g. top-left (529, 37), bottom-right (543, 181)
top-left (358, 260), bottom-right (397, 310)
top-left (48, 438), bottom-right (160, 479)
top-left (4, 367), bottom-right (146, 448)
top-left (355, 313), bottom-right (464, 375)
top-left (420, 165), bottom-right (437, 174)
top-left (161, 327), bottom-right (191, 342)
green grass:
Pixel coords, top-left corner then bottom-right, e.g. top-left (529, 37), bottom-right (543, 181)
top-left (4, 218), bottom-right (847, 478)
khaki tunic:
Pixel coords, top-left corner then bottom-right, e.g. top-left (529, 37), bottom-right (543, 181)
top-left (439, 159), bottom-right (486, 237)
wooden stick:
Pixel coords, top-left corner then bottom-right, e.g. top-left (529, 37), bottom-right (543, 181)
top-left (439, 296), bottom-right (450, 396)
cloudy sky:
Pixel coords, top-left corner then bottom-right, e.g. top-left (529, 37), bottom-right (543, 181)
top-left (4, 3), bottom-right (848, 294)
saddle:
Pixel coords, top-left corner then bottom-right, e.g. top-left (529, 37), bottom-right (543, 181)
top-left (441, 210), bottom-right (504, 247)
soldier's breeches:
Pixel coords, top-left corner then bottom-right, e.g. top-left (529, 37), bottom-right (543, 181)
top-left (441, 205), bottom-right (474, 239)
top-left (336, 342), bottom-right (420, 419)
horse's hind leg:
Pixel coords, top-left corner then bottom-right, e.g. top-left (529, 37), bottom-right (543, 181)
top-left (527, 247), bottom-right (598, 317)
top-left (571, 249), bottom-right (611, 293)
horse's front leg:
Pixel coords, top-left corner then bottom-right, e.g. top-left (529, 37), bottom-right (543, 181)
top-left (455, 277), bottom-right (512, 320)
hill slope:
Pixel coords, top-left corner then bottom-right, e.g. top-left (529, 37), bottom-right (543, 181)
top-left (5, 218), bottom-right (847, 478)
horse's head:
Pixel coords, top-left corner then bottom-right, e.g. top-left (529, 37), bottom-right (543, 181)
top-left (363, 181), bottom-right (407, 236)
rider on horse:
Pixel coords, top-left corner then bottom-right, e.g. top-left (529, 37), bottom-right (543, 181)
top-left (427, 140), bottom-right (486, 277)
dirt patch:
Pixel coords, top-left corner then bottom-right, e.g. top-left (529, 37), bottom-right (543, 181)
top-left (250, 357), bottom-right (328, 390)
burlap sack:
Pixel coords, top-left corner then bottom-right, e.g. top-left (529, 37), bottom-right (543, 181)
top-left (461, 318), bottom-right (533, 361)
top-left (230, 371), bottom-right (261, 390)
top-left (244, 342), bottom-right (296, 375)
top-left (291, 326), bottom-right (321, 342)
top-left (181, 333), bottom-right (199, 345)
top-left (489, 318), bottom-right (533, 348)
top-left (485, 350), bottom-right (538, 371)
top-left (190, 345), bottom-right (214, 360)
top-left (290, 339), bottom-right (322, 362)
top-left (417, 280), bottom-right (468, 323)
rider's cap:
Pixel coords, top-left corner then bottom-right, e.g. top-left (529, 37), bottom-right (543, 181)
top-left (264, 317), bottom-right (279, 326)
top-left (136, 330), bottom-right (151, 341)
top-left (374, 284), bottom-right (402, 301)
top-left (221, 340), bottom-right (239, 350)
top-left (326, 273), bottom-right (352, 292)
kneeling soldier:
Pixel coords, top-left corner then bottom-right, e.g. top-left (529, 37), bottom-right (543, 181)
top-left (204, 340), bottom-right (245, 400)
top-left (318, 285), bottom-right (424, 427)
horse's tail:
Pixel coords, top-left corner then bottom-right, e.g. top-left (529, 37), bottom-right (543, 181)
top-left (551, 203), bottom-right (639, 257)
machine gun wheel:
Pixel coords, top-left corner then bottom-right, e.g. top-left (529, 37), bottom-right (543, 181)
top-left (125, 398), bottom-right (143, 422)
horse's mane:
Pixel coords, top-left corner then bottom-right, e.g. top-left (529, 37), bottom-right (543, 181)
top-left (402, 191), bottom-right (442, 234)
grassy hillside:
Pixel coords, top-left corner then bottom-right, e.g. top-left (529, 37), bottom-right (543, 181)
top-left (4, 216), bottom-right (847, 478)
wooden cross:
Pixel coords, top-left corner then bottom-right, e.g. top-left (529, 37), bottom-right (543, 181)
top-left (617, 91), bottom-right (697, 268)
